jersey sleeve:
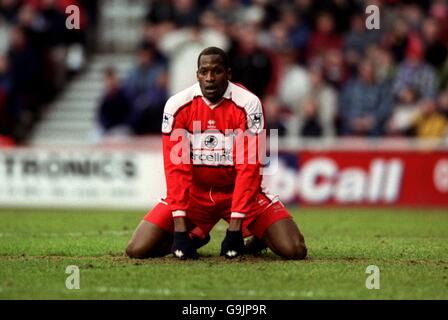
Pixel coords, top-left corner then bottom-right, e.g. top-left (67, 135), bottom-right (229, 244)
top-left (231, 97), bottom-right (265, 216)
top-left (161, 100), bottom-right (192, 214)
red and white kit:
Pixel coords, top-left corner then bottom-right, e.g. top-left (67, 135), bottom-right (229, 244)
top-left (144, 81), bottom-right (292, 240)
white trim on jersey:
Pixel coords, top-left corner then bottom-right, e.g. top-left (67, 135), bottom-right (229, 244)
top-left (161, 82), bottom-right (264, 134)
top-left (172, 210), bottom-right (187, 218)
top-left (230, 212), bottom-right (246, 219)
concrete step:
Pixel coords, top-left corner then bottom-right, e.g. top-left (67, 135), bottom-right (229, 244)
top-left (66, 81), bottom-right (105, 91)
top-left (43, 111), bottom-right (96, 122)
top-left (58, 91), bottom-right (102, 102)
top-left (38, 120), bottom-right (96, 131)
top-left (31, 134), bottom-right (96, 146)
top-left (30, 53), bottom-right (135, 145)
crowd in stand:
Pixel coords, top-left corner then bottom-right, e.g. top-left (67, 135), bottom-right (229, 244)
top-left (98, 0), bottom-right (448, 141)
top-left (1, 0), bottom-right (447, 144)
top-left (0, 0), bottom-right (96, 146)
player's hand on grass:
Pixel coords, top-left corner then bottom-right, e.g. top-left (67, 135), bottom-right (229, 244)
top-left (220, 229), bottom-right (245, 259)
top-left (172, 231), bottom-right (198, 260)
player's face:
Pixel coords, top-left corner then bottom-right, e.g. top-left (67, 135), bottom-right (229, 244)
top-left (197, 54), bottom-right (231, 103)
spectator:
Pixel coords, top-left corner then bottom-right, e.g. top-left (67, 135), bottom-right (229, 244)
top-left (145, 0), bottom-right (175, 25)
top-left (263, 21), bottom-right (290, 53)
top-left (305, 64), bottom-right (337, 137)
top-left (39, 0), bottom-right (67, 48)
top-left (228, 23), bottom-right (273, 98)
top-left (412, 99), bottom-right (448, 139)
top-left (0, 71), bottom-right (9, 137)
top-left (0, 0), bottom-right (20, 24)
top-left (314, 0), bottom-right (360, 33)
top-left (0, 54), bottom-right (14, 138)
top-left (429, 0), bottom-right (448, 44)
top-left (277, 48), bottom-right (310, 113)
top-left (7, 26), bottom-right (41, 115)
top-left (263, 95), bottom-right (287, 137)
top-left (172, 0), bottom-right (201, 28)
top-left (339, 59), bottom-right (393, 136)
top-left (306, 12), bottom-right (342, 63)
top-left (387, 86), bottom-right (420, 136)
top-left (279, 7), bottom-right (311, 55)
top-left (144, 0), bottom-right (177, 45)
top-left (97, 68), bottom-right (132, 136)
top-left (438, 90), bottom-right (448, 118)
top-left (321, 48), bottom-right (350, 89)
top-left (384, 17), bottom-right (410, 63)
top-left (368, 45), bottom-right (396, 83)
top-left (294, 0), bottom-right (315, 27)
top-left (158, 20), bottom-right (229, 95)
top-left (300, 98), bottom-right (322, 137)
top-left (208, 0), bottom-right (245, 26)
top-left (250, 0), bottom-right (281, 30)
top-left (401, 3), bottom-right (425, 33)
top-left (18, 2), bottom-right (64, 101)
top-left (421, 18), bottom-right (447, 70)
top-left (344, 13), bottom-right (381, 71)
top-left (393, 34), bottom-right (438, 102)
top-left (124, 42), bottom-right (168, 134)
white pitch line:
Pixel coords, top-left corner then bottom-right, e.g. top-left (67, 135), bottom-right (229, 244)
top-left (0, 230), bottom-right (132, 238)
top-left (0, 227), bottom-right (230, 238)
top-left (0, 286), bottom-right (321, 298)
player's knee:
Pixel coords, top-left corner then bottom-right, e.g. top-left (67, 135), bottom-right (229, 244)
top-left (281, 239), bottom-right (307, 260)
top-left (125, 243), bottom-right (149, 259)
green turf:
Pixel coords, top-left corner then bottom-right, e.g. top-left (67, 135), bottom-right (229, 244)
top-left (0, 208), bottom-right (447, 300)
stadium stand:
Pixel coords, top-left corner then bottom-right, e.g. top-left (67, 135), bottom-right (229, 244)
top-left (0, 0), bottom-right (447, 146)
top-left (0, 0), bottom-right (98, 144)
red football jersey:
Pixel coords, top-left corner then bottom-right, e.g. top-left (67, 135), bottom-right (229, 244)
top-left (161, 81), bottom-right (266, 216)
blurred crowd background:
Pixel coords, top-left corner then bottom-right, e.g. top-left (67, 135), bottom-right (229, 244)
top-left (1, 0), bottom-right (448, 146)
top-left (0, 0), bottom-right (97, 145)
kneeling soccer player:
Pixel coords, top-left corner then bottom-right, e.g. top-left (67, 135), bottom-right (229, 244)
top-left (126, 47), bottom-right (307, 260)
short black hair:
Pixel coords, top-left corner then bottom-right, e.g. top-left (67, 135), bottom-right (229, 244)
top-left (197, 47), bottom-right (230, 69)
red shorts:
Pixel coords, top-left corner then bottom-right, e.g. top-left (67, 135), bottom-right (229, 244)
top-left (144, 184), bottom-right (292, 240)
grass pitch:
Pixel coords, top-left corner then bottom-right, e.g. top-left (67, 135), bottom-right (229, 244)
top-left (0, 208), bottom-right (447, 300)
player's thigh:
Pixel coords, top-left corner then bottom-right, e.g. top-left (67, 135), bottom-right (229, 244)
top-left (249, 201), bottom-right (307, 259)
top-left (264, 219), bottom-right (306, 252)
top-left (126, 203), bottom-right (173, 258)
top-left (263, 214), bottom-right (307, 259)
top-left (126, 220), bottom-right (173, 258)
top-left (246, 200), bottom-right (293, 240)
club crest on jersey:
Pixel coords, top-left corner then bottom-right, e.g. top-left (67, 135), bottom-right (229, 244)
top-left (204, 135), bottom-right (219, 149)
top-left (248, 113), bottom-right (264, 132)
top-left (207, 120), bottom-right (216, 129)
top-left (162, 113), bottom-right (174, 133)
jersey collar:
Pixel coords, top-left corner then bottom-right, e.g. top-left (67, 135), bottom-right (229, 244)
top-left (194, 82), bottom-right (232, 109)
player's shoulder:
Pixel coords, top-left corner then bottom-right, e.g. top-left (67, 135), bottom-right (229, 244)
top-left (164, 83), bottom-right (200, 116)
top-left (228, 82), bottom-right (263, 114)
top-left (229, 82), bottom-right (265, 133)
top-left (162, 83), bottom-right (200, 134)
